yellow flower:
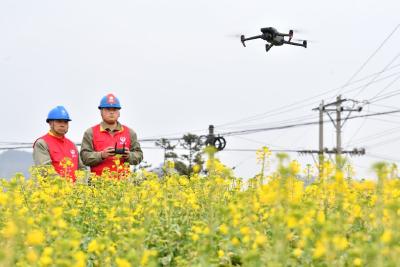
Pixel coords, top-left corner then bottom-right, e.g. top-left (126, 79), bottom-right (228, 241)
top-left (52, 207), bottom-right (63, 218)
top-left (217, 250), bottom-right (225, 258)
top-left (381, 230), bottom-right (392, 244)
top-left (57, 219), bottom-right (68, 229)
top-left (191, 233), bottom-right (200, 241)
top-left (192, 164), bottom-right (201, 173)
top-left (293, 248), bottom-right (303, 258)
top-left (313, 241), bottom-right (326, 259)
top-left (353, 258), bottom-right (362, 266)
top-left (219, 224), bottom-right (229, 235)
top-left (254, 233), bottom-right (267, 246)
top-left (1, 221), bottom-right (17, 238)
top-left (0, 193), bottom-right (8, 205)
top-left (39, 255), bottom-right (52, 266)
top-left (231, 237), bottom-right (240, 246)
top-left (316, 210), bottom-right (325, 224)
top-left (202, 227), bottom-right (210, 235)
top-left (289, 160), bottom-right (301, 175)
top-left (335, 171), bottom-right (344, 183)
top-left (353, 205), bottom-right (362, 218)
top-left (74, 251), bottom-right (86, 267)
top-left (26, 230), bottom-right (45, 246)
top-left (287, 216), bottom-right (298, 228)
top-left (42, 247), bottom-right (53, 256)
top-left (116, 258), bottom-right (131, 267)
top-left (26, 248), bottom-right (38, 263)
top-left (140, 249), bottom-right (157, 266)
top-left (333, 235), bottom-right (348, 250)
top-left (88, 239), bottom-right (99, 253)
top-left (240, 226), bottom-right (250, 235)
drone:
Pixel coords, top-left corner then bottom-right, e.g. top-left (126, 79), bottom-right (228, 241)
top-left (241, 27), bottom-right (307, 53)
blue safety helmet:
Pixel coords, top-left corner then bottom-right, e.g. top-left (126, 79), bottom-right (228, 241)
top-left (46, 106), bottom-right (71, 123)
top-left (98, 93), bottom-right (122, 109)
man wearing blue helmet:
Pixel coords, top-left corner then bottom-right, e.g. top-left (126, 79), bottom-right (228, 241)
top-left (33, 106), bottom-right (85, 182)
top-left (80, 93), bottom-right (143, 177)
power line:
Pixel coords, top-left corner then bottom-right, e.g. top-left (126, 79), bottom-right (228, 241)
top-left (364, 135), bottom-right (400, 149)
top-left (365, 153), bottom-right (400, 162)
top-left (346, 126), bottom-right (400, 147)
top-left (369, 88), bottom-right (400, 104)
top-left (219, 109), bottom-right (400, 137)
top-left (1, 109), bottom-right (399, 151)
top-left (338, 23), bottom-right (400, 95)
top-left (353, 52), bottom-right (400, 97)
top-left (217, 70), bottom-right (400, 129)
top-left (217, 113), bottom-right (316, 132)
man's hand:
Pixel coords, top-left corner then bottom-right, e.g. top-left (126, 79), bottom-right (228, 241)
top-left (101, 147), bottom-right (115, 159)
top-left (121, 148), bottom-right (130, 160)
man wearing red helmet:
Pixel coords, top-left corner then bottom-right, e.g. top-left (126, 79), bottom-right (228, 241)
top-left (33, 106), bottom-right (85, 182)
top-left (80, 94), bottom-right (143, 177)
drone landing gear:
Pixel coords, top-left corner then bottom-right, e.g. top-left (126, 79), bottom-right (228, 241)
top-left (265, 44), bottom-right (273, 52)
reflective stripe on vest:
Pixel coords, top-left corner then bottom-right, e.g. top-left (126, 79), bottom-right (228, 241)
top-left (39, 133), bottom-right (79, 182)
top-left (91, 124), bottom-right (131, 176)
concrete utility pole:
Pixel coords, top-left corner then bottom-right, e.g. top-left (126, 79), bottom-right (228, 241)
top-left (319, 101), bottom-right (324, 178)
top-left (304, 95), bottom-right (365, 176)
top-left (336, 95), bottom-right (342, 163)
top-left (324, 95), bottom-right (365, 168)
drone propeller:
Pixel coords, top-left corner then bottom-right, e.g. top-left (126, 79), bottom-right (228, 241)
top-left (225, 33), bottom-right (242, 38)
top-left (291, 28), bottom-right (307, 34)
top-left (292, 38), bottom-right (316, 43)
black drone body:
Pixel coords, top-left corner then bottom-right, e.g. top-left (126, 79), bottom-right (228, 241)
top-left (241, 27), bottom-right (307, 53)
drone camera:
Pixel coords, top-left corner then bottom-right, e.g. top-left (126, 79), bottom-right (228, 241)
top-left (114, 143), bottom-right (126, 155)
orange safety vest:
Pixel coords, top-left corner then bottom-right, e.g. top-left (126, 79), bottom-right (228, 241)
top-left (34, 133), bottom-right (79, 182)
top-left (91, 124), bottom-right (131, 177)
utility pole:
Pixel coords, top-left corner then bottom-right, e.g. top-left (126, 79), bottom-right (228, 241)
top-left (304, 95), bottom-right (365, 176)
top-left (336, 95), bottom-right (342, 164)
top-left (319, 100), bottom-right (324, 178)
top-left (324, 95), bottom-right (364, 168)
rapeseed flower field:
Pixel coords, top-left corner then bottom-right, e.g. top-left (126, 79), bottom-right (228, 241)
top-left (0, 148), bottom-right (399, 266)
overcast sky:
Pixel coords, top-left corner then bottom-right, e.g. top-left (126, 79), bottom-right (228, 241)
top-left (1, 0), bottom-right (399, 179)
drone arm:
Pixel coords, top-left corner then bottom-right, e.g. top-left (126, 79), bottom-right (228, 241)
top-left (282, 40), bottom-right (307, 48)
top-left (243, 35), bottom-right (263, 41)
top-left (241, 35), bottom-right (263, 47)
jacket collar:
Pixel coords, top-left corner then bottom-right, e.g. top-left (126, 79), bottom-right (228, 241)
top-left (100, 121), bottom-right (124, 132)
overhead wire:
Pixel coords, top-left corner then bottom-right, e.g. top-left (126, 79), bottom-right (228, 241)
top-left (217, 69), bottom-right (400, 130)
top-left (217, 113), bottom-right (317, 132)
top-left (369, 88), bottom-right (400, 104)
top-left (364, 134), bottom-right (400, 149)
top-left (219, 109), bottom-right (400, 137)
top-left (353, 52), bottom-right (400, 98)
top-left (344, 105), bottom-right (371, 149)
top-left (346, 125), bottom-right (400, 147)
top-left (1, 109), bottom-right (399, 151)
top-left (365, 153), bottom-right (400, 162)
top-left (337, 23), bottom-right (400, 96)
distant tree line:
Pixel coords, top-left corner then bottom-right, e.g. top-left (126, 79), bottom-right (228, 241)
top-left (155, 133), bottom-right (204, 176)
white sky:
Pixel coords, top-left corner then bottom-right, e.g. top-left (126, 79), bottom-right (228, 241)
top-left (1, 0), bottom-right (399, 179)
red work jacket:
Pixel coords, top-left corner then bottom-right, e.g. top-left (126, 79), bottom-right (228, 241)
top-left (91, 124), bottom-right (131, 176)
top-left (36, 133), bottom-right (79, 182)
